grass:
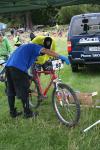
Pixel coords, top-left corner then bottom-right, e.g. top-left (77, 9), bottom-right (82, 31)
top-left (0, 37), bottom-right (100, 150)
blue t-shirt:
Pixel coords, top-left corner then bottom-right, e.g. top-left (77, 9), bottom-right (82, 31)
top-left (6, 43), bottom-right (43, 73)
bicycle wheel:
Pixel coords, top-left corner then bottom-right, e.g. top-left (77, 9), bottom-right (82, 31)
top-left (29, 79), bottom-right (41, 109)
top-left (52, 83), bottom-right (80, 127)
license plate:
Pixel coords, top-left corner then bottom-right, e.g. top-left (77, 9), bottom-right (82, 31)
top-left (89, 46), bottom-right (100, 51)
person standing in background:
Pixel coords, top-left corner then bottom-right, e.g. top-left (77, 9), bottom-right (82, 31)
top-left (32, 35), bottom-right (56, 66)
top-left (0, 31), bottom-right (13, 59)
top-left (30, 32), bottom-right (36, 41)
top-left (10, 28), bottom-right (16, 36)
top-left (13, 31), bottom-right (22, 47)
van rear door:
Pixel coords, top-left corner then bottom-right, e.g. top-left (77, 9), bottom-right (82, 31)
top-left (68, 14), bottom-right (100, 60)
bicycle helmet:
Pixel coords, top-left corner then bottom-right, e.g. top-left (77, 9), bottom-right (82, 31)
top-left (43, 37), bottom-right (52, 49)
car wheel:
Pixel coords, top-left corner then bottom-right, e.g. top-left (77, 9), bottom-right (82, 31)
top-left (71, 64), bottom-right (78, 72)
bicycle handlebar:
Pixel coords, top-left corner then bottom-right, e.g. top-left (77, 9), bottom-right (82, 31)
top-left (42, 59), bottom-right (64, 71)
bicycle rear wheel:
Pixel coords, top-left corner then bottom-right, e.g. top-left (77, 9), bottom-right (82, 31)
top-left (29, 79), bottom-right (41, 109)
top-left (52, 83), bottom-right (80, 127)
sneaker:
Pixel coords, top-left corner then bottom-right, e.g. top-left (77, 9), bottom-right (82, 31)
top-left (10, 108), bottom-right (22, 118)
top-left (24, 109), bottom-right (39, 118)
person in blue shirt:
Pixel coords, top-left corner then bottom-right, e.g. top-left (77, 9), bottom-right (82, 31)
top-left (5, 43), bottom-right (70, 118)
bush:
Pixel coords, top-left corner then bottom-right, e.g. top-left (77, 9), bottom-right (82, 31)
top-left (56, 4), bottom-right (100, 24)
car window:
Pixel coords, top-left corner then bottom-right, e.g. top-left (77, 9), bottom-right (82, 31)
top-left (70, 15), bottom-right (100, 36)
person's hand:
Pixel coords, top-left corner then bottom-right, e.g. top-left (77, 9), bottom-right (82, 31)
top-left (58, 55), bottom-right (70, 65)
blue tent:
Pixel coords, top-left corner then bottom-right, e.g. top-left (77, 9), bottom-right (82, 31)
top-left (0, 23), bottom-right (7, 30)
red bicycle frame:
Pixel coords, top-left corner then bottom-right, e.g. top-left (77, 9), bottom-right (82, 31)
top-left (32, 70), bottom-right (58, 97)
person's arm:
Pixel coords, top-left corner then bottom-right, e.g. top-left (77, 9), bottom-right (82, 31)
top-left (41, 48), bottom-right (59, 58)
top-left (41, 48), bottom-right (70, 65)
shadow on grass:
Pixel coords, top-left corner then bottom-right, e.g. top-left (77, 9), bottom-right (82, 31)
top-left (76, 65), bottom-right (100, 76)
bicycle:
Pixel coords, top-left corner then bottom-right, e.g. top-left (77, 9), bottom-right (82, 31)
top-left (0, 56), bottom-right (80, 127)
top-left (0, 55), bottom-right (9, 95)
top-left (29, 59), bottom-right (80, 127)
top-left (0, 55), bottom-right (8, 82)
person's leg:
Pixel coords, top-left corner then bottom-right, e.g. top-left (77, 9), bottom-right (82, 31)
top-left (11, 67), bottom-right (38, 118)
top-left (8, 96), bottom-right (15, 111)
top-left (8, 96), bottom-right (22, 117)
top-left (5, 67), bottom-right (22, 118)
top-left (21, 96), bottom-right (38, 118)
top-left (20, 76), bottom-right (38, 118)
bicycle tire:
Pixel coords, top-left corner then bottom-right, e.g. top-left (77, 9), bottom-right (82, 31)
top-left (0, 67), bottom-right (6, 82)
top-left (29, 79), bottom-right (41, 109)
top-left (52, 83), bottom-right (80, 127)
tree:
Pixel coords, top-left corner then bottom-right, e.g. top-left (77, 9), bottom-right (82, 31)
top-left (56, 4), bottom-right (100, 24)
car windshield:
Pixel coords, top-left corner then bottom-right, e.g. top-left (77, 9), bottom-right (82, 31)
top-left (70, 15), bottom-right (100, 36)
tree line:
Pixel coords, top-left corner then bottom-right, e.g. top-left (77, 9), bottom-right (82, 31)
top-left (0, 4), bottom-right (100, 27)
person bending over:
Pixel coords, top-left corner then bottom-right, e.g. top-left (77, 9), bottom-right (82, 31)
top-left (5, 43), bottom-right (70, 118)
top-left (0, 31), bottom-right (13, 59)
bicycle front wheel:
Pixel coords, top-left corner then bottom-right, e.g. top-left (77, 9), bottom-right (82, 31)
top-left (52, 83), bottom-right (80, 127)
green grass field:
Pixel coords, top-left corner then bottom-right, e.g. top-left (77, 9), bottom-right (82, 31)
top-left (0, 38), bottom-right (100, 150)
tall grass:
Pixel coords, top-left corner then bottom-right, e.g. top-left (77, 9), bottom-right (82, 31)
top-left (0, 38), bottom-right (99, 150)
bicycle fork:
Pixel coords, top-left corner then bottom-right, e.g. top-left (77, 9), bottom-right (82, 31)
top-left (54, 79), bottom-right (70, 107)
top-left (53, 78), bottom-right (64, 106)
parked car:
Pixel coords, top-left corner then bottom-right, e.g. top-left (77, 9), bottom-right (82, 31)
top-left (67, 13), bottom-right (100, 72)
